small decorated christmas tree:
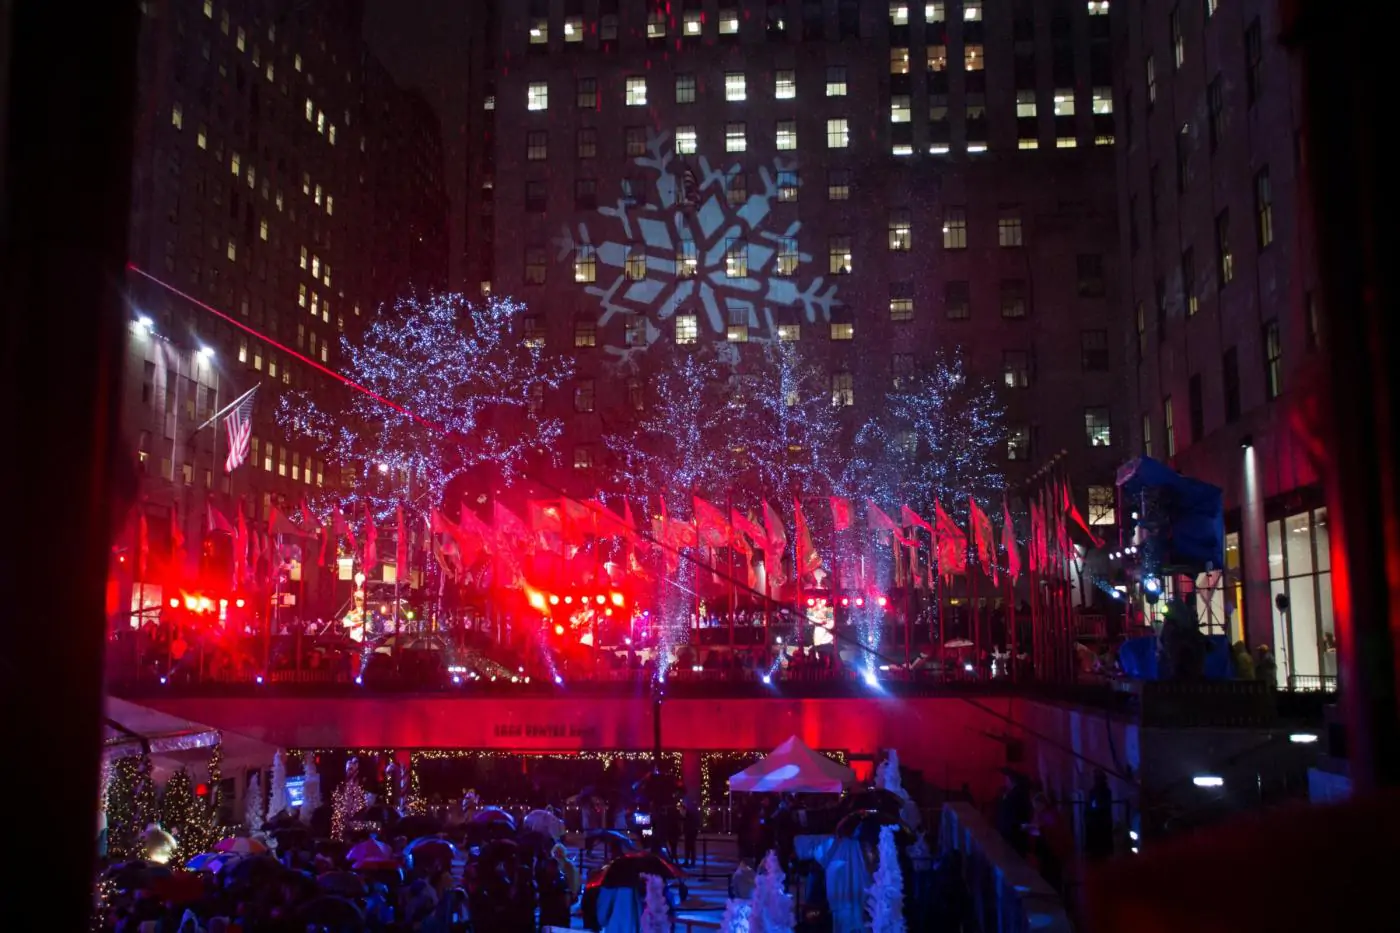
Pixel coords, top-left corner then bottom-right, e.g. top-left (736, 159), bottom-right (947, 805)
top-left (719, 898), bottom-right (753, 933)
top-left (332, 757), bottom-right (368, 840)
top-left (269, 750), bottom-right (288, 819)
top-left (245, 771), bottom-right (265, 832)
top-left (159, 768), bottom-right (217, 859)
top-left (751, 850), bottom-right (796, 933)
top-left (875, 749), bottom-right (905, 797)
top-left (866, 825), bottom-right (906, 933)
top-left (104, 756), bottom-right (147, 860)
top-left (640, 872), bottom-right (671, 933)
top-left (300, 756), bottom-right (322, 824)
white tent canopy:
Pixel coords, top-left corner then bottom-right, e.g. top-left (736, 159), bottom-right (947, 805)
top-left (728, 735), bottom-right (856, 794)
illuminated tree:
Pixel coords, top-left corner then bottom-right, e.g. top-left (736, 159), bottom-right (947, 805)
top-left (245, 771), bottom-right (265, 832)
top-left (752, 851), bottom-right (796, 933)
top-left (278, 293), bottom-right (572, 518)
top-left (735, 340), bottom-right (844, 501)
top-left (300, 757), bottom-right (322, 824)
top-left (866, 825), bottom-right (906, 933)
top-left (268, 750), bottom-right (289, 820)
top-left (843, 350), bottom-right (1006, 515)
top-left (105, 755), bottom-right (154, 861)
top-left (159, 769), bottom-right (217, 859)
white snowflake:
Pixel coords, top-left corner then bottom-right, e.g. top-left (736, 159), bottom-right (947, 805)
top-left (556, 129), bottom-right (842, 372)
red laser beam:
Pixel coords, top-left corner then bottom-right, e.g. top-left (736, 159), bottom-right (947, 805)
top-left (126, 263), bottom-right (444, 436)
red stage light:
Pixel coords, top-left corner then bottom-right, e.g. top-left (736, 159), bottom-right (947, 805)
top-left (554, 624), bottom-right (565, 636)
top-left (527, 590), bottom-right (547, 611)
top-left (841, 597), bottom-right (850, 607)
top-left (855, 597), bottom-right (866, 607)
top-left (877, 596), bottom-right (888, 607)
top-left (234, 598), bottom-right (245, 608)
top-left (195, 783), bottom-right (209, 797)
top-left (168, 597), bottom-right (179, 609)
top-left (563, 596), bottom-right (573, 605)
top-left (184, 595), bottom-right (197, 610)
top-left (806, 597), bottom-right (816, 607)
top-left (219, 599), bottom-right (229, 609)
top-left (610, 592), bottom-right (624, 607)
top-left (595, 594), bottom-right (606, 605)
top-left (549, 594), bottom-right (560, 606)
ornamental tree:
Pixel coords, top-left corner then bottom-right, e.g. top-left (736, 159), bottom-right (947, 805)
top-left (277, 293), bottom-right (572, 519)
top-left (734, 339), bottom-right (844, 502)
top-left (866, 825), bottom-right (906, 933)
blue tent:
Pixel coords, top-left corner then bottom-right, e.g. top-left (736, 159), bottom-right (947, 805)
top-left (1116, 456), bottom-right (1225, 571)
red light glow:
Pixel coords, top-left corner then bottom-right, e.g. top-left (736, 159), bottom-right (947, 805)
top-left (234, 598), bottom-right (245, 608)
top-left (877, 596), bottom-right (889, 607)
top-left (554, 624), bottom-right (565, 636)
top-left (806, 597), bottom-right (816, 607)
top-left (169, 597), bottom-right (179, 609)
top-left (840, 597), bottom-right (850, 606)
top-left (610, 592), bottom-right (624, 607)
top-left (595, 594), bottom-right (606, 605)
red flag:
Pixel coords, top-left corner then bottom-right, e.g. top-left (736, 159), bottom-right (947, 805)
top-left (900, 505), bottom-right (934, 533)
top-left (731, 509), bottom-right (766, 550)
top-left (334, 508), bottom-right (356, 550)
top-left (268, 504), bottom-right (299, 537)
top-left (234, 503), bottom-right (248, 586)
top-left (934, 500), bottom-right (967, 576)
top-left (137, 513), bottom-right (149, 577)
top-left (969, 497), bottom-right (998, 586)
top-left (206, 502), bottom-right (234, 535)
top-left (364, 506), bottom-right (379, 571)
top-left (794, 499), bottom-right (822, 576)
top-left (250, 528), bottom-right (263, 582)
top-left (169, 508), bottom-right (185, 574)
top-left (693, 496), bottom-right (731, 549)
top-left (865, 500), bottom-right (899, 533)
top-left (1003, 499), bottom-right (1021, 583)
top-left (396, 505), bottom-right (408, 576)
top-left (493, 502), bottom-right (533, 554)
top-left (560, 498), bottom-right (597, 539)
top-left (829, 496), bottom-right (853, 531)
top-left (762, 501), bottom-right (787, 593)
top-left (455, 507), bottom-right (493, 563)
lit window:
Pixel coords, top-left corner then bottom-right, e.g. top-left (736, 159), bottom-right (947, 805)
top-left (298, 284), bottom-right (307, 307)
top-left (1003, 351), bottom-right (1031, 388)
top-left (1171, 7), bottom-right (1184, 68)
top-left (891, 3), bottom-right (909, 24)
top-left (1093, 87), bottom-right (1112, 114)
top-left (777, 170), bottom-right (798, 202)
top-left (1143, 413), bottom-right (1154, 457)
top-left (827, 118), bottom-right (849, 148)
top-left (778, 323), bottom-right (801, 341)
top-left (625, 246), bottom-right (647, 281)
top-left (314, 183), bottom-right (322, 206)
top-left (942, 208), bottom-right (967, 249)
top-left (826, 66), bottom-right (847, 96)
top-left (626, 77), bottom-right (647, 106)
top-left (230, 151), bottom-right (241, 176)
top-left (965, 44), bottom-right (983, 71)
top-left (573, 446), bottom-right (594, 470)
top-left (965, 0), bottom-right (983, 20)
top-left (1054, 90), bottom-right (1075, 116)
top-left (317, 110), bottom-right (326, 135)
top-left (522, 316), bottom-right (545, 347)
top-left (889, 210), bottom-right (912, 251)
top-left (1085, 408), bottom-right (1112, 447)
top-left (529, 18), bottom-right (548, 44)
top-left (524, 246), bottom-right (547, 285)
top-left (1057, 137), bottom-right (1078, 148)
top-left (726, 73), bottom-right (747, 102)
top-left (726, 304), bottom-right (749, 342)
top-left (720, 8), bottom-right (739, 34)
top-left (1017, 90), bottom-right (1036, 118)
top-left (202, 1), bottom-right (212, 17)
top-left (676, 314), bottom-right (699, 344)
top-left (1088, 1), bottom-right (1110, 15)
top-left (1264, 319), bottom-right (1282, 399)
top-left (526, 131), bottom-right (547, 160)
top-left (1216, 210), bottom-right (1234, 286)
top-left (671, 126), bottom-right (696, 155)
top-left (676, 74), bottom-right (696, 104)
top-left (1088, 486), bottom-right (1115, 526)
top-left (1182, 248), bottom-right (1198, 315)
top-left (726, 238), bottom-right (748, 278)
top-left (226, 239), bottom-right (236, 261)
top-left (294, 53), bottom-right (302, 72)
top-left (828, 168), bottom-right (850, 200)
top-left (1164, 397), bottom-right (1176, 455)
top-left (776, 120), bottom-right (797, 150)
top-left (926, 46), bottom-right (948, 73)
top-left (1255, 168), bottom-right (1274, 247)
top-left (305, 98), bottom-right (314, 122)
top-left (480, 281), bottom-right (492, 297)
top-left (684, 10), bottom-right (703, 35)
top-left (677, 235), bottom-right (698, 277)
top-left (574, 319), bottom-right (598, 349)
top-left (574, 245), bottom-right (597, 283)
top-left (1146, 56), bottom-right (1157, 105)
top-left (647, 10), bottom-right (667, 39)
top-left (891, 48), bottom-right (910, 75)
top-left (259, 218), bottom-right (268, 241)
top-left (625, 318), bottom-right (648, 348)
top-left (998, 208), bottom-right (1023, 247)
top-left (528, 82), bottom-right (548, 111)
top-left (325, 195), bottom-right (333, 215)
top-left (829, 236), bottom-right (852, 275)
top-left (927, 2), bottom-right (945, 21)
top-left (776, 70), bottom-right (796, 99)
top-left (727, 172), bottom-right (748, 206)
top-left (171, 104), bottom-right (183, 129)
top-left (1095, 134), bottom-right (1115, 146)
top-left (565, 16), bottom-right (583, 41)
top-left (776, 237), bottom-right (799, 275)
top-left (311, 255), bottom-right (320, 278)
top-left (1007, 425), bottom-right (1031, 461)
top-left (891, 95), bottom-right (911, 123)
top-left (831, 371), bottom-right (854, 407)
top-left (196, 125), bottom-right (207, 148)
top-left (726, 122), bottom-right (747, 152)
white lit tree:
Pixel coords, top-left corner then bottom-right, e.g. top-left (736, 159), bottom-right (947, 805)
top-left (640, 872), bottom-right (672, 933)
top-left (866, 825), bottom-right (906, 933)
top-left (751, 850), bottom-right (796, 933)
top-left (268, 750), bottom-right (288, 820)
top-left (719, 898), bottom-right (754, 933)
top-left (244, 771), bottom-right (265, 832)
top-left (299, 757), bottom-right (322, 824)
top-left (735, 339), bottom-right (844, 502)
top-left (842, 349), bottom-right (1006, 515)
top-left (277, 293), bottom-right (572, 519)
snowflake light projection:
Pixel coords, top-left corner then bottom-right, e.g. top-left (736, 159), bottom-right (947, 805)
top-left (555, 129), bottom-right (842, 370)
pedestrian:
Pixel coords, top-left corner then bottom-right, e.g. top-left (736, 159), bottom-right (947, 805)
top-left (1084, 769), bottom-right (1115, 860)
top-left (682, 798), bottom-right (700, 867)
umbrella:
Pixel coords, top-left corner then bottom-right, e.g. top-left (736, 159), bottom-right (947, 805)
top-left (104, 860), bottom-right (173, 891)
top-left (317, 870), bottom-right (367, 898)
top-left (843, 789), bottom-right (906, 820)
top-left (524, 808), bottom-right (565, 838)
top-left (346, 838), bottom-right (394, 862)
top-left (394, 814), bottom-right (444, 839)
top-left (584, 830), bottom-right (638, 861)
top-left (596, 852), bottom-right (685, 888)
top-left (220, 853), bottom-right (287, 887)
top-left (296, 895), bottom-right (365, 930)
top-left (186, 852), bottom-right (242, 873)
top-left (214, 835), bottom-right (270, 855)
top-left (404, 837), bottom-right (458, 871)
top-left (834, 810), bottom-right (916, 852)
top-left (468, 806), bottom-right (516, 828)
top-left (150, 871), bottom-right (207, 904)
top-left (351, 855), bottom-right (402, 871)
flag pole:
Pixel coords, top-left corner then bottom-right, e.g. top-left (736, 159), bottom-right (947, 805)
top-left (193, 381), bottom-right (261, 433)
top-left (727, 488), bottom-right (736, 650)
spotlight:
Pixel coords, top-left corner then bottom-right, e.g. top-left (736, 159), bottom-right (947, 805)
top-left (354, 675), bottom-right (363, 685)
top-left (1240, 434), bottom-right (1253, 449)
top-left (610, 592), bottom-right (624, 606)
top-left (1143, 576), bottom-right (1162, 595)
top-left (136, 315), bottom-right (153, 330)
top-left (159, 676), bottom-right (168, 685)
top-left (255, 674), bottom-right (264, 684)
top-left (1192, 774), bottom-right (1224, 788)
top-left (563, 596), bottom-right (572, 605)
top-left (805, 597), bottom-right (816, 608)
top-left (198, 345), bottom-right (214, 359)
top-left (863, 671), bottom-right (879, 687)
top-left (877, 596), bottom-right (888, 608)
top-left (377, 462), bottom-right (390, 474)
top-left (1289, 733), bottom-right (1319, 744)
top-left (452, 674), bottom-right (462, 684)
top-left (840, 597), bottom-right (850, 607)
top-left (554, 624), bottom-right (565, 636)
top-left (775, 636), bottom-right (783, 645)
top-left (548, 594), bottom-right (560, 605)
top-left (1129, 830), bottom-right (1139, 841)
top-left (624, 636), bottom-right (632, 645)
top-left (168, 597), bottom-right (179, 609)
top-left (595, 594), bottom-right (606, 605)
top-left (235, 598), bottom-right (245, 608)
top-left (761, 674), bottom-right (772, 685)
top-left (855, 597), bottom-right (865, 607)
top-left (554, 674), bottom-right (563, 685)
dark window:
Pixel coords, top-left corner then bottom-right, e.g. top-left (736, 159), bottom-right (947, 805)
top-left (625, 127), bottom-right (646, 157)
top-left (525, 180), bottom-right (546, 213)
top-left (1245, 18), bottom-right (1263, 104)
top-left (1081, 330), bottom-right (1109, 371)
top-left (1149, 163), bottom-right (1160, 226)
top-left (1129, 196), bottom-right (1140, 254)
top-left (1222, 347), bottom-right (1241, 423)
top-left (1156, 277), bottom-right (1168, 338)
top-left (574, 178), bottom-right (597, 210)
top-left (577, 128), bottom-right (597, 159)
top-left (1207, 75), bottom-right (1224, 150)
top-left (524, 246), bottom-right (547, 284)
top-left (574, 378), bottom-right (596, 411)
top-left (1003, 350), bottom-right (1032, 388)
top-left (526, 131), bottom-right (547, 160)
top-left (946, 280), bottom-right (970, 319)
top-left (574, 319), bottom-right (598, 349)
top-left (1176, 125), bottom-right (1191, 192)
top-left (1255, 167), bottom-right (1274, 247)
top-left (1077, 254), bottom-right (1105, 297)
top-left (1264, 319), bottom-right (1282, 400)
top-left (577, 77), bottom-right (597, 109)
top-left (1189, 373), bottom-right (1204, 442)
top-left (1216, 210), bottom-right (1233, 286)
top-left (1001, 279), bottom-right (1028, 318)
top-left (1182, 248), bottom-right (1199, 315)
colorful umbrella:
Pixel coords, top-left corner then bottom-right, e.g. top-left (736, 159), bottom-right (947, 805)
top-left (214, 836), bottom-right (269, 855)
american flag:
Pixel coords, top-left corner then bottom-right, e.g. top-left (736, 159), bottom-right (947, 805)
top-left (223, 385), bottom-right (259, 473)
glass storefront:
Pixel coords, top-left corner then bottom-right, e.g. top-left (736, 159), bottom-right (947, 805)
top-left (1267, 507), bottom-right (1335, 689)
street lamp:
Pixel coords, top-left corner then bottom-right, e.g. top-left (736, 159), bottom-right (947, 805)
top-left (198, 345), bottom-right (214, 360)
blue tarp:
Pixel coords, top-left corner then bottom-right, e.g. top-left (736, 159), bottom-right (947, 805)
top-left (1116, 456), bottom-right (1226, 570)
top-left (1118, 634), bottom-right (1233, 680)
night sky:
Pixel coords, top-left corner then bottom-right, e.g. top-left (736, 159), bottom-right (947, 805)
top-left (362, 0), bottom-right (469, 287)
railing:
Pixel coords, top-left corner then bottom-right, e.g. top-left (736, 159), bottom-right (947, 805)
top-left (1286, 673), bottom-right (1338, 693)
top-left (939, 802), bottom-right (1072, 933)
top-left (1136, 679), bottom-right (1278, 728)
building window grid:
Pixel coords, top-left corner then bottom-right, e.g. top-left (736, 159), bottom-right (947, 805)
top-left (827, 118), bottom-right (849, 148)
top-left (942, 208), bottom-right (967, 249)
top-left (725, 73), bottom-right (747, 102)
top-left (676, 74), bottom-right (696, 104)
top-left (829, 237), bottom-right (852, 275)
top-left (1256, 168), bottom-right (1275, 247)
top-left (889, 211), bottom-right (912, 251)
top-left (826, 66), bottom-right (848, 96)
top-left (776, 70), bottom-right (796, 99)
top-left (776, 120), bottom-right (797, 150)
top-left (998, 209), bottom-right (1023, 247)
top-left (1216, 210), bottom-right (1234, 286)
top-left (726, 122), bottom-right (747, 152)
top-left (1003, 351), bottom-right (1032, 389)
top-left (626, 77), bottom-right (647, 106)
top-left (1085, 408), bottom-right (1112, 447)
top-left (1264, 319), bottom-right (1283, 400)
top-left (776, 237), bottom-right (799, 276)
